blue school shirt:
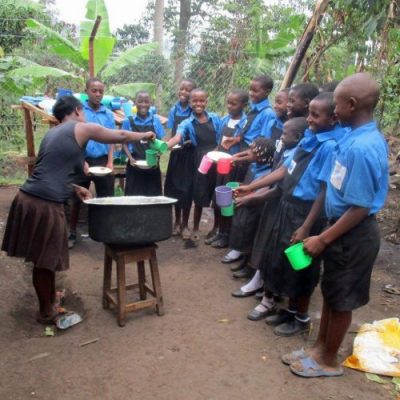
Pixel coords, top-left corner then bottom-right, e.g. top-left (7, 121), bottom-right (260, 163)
top-left (283, 125), bottom-right (345, 201)
top-left (176, 111), bottom-right (222, 146)
top-left (219, 112), bottom-right (247, 155)
top-left (323, 121), bottom-right (388, 218)
top-left (245, 99), bottom-right (277, 143)
top-left (83, 101), bottom-right (116, 159)
top-left (167, 102), bottom-right (192, 129)
top-left (121, 113), bottom-right (165, 153)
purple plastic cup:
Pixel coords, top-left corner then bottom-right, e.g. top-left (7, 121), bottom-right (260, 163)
top-left (215, 186), bottom-right (233, 207)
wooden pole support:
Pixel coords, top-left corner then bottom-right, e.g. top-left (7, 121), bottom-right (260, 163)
top-left (89, 16), bottom-right (102, 78)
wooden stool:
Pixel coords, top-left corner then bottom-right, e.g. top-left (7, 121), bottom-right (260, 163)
top-left (103, 243), bottom-right (164, 326)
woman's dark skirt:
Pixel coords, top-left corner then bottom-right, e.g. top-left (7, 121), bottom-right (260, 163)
top-left (262, 195), bottom-right (325, 298)
top-left (164, 146), bottom-right (195, 208)
top-left (1, 190), bottom-right (69, 271)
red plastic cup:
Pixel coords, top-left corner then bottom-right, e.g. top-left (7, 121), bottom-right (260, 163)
top-left (198, 155), bottom-right (213, 174)
top-left (217, 158), bottom-right (232, 175)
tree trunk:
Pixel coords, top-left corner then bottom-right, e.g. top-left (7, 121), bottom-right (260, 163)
top-left (280, 0), bottom-right (330, 90)
top-left (153, 0), bottom-right (164, 56)
top-left (173, 0), bottom-right (191, 89)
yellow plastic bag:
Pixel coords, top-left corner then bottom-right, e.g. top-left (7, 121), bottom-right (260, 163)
top-left (344, 318), bottom-right (400, 377)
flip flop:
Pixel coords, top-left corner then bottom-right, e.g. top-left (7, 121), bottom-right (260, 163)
top-left (281, 348), bottom-right (307, 365)
top-left (289, 356), bottom-right (344, 378)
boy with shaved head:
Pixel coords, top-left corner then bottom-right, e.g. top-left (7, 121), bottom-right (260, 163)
top-left (284, 73), bottom-right (389, 378)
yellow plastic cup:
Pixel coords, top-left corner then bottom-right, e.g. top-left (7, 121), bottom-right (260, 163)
top-left (284, 242), bottom-right (312, 270)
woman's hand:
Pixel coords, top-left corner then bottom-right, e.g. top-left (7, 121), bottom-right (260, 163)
top-left (303, 235), bottom-right (327, 257)
top-left (144, 131), bottom-right (156, 141)
top-left (129, 157), bottom-right (136, 167)
top-left (73, 184), bottom-right (92, 201)
top-left (221, 137), bottom-right (237, 151)
top-left (291, 226), bottom-right (310, 244)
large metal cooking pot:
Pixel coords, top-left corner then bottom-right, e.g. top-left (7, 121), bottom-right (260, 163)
top-left (84, 196), bottom-right (177, 245)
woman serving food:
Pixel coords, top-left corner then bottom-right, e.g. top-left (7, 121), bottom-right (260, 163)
top-left (1, 95), bottom-right (155, 325)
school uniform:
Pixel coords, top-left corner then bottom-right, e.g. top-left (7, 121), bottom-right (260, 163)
top-left (74, 101), bottom-right (116, 197)
top-left (249, 145), bottom-right (297, 270)
top-left (178, 112), bottom-right (221, 207)
top-left (321, 121), bottom-right (388, 311)
top-left (123, 113), bottom-right (165, 196)
top-left (215, 113), bottom-right (247, 188)
top-left (164, 102), bottom-right (194, 207)
top-left (261, 125), bottom-right (345, 299)
top-left (234, 99), bottom-right (277, 182)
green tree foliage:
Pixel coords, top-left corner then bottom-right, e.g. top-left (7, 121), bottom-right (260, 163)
top-left (114, 24), bottom-right (150, 53)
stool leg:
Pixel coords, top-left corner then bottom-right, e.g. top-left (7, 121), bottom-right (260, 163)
top-left (137, 260), bottom-right (147, 300)
top-left (103, 249), bottom-right (112, 309)
top-left (149, 252), bottom-right (164, 316)
top-left (116, 256), bottom-right (127, 327)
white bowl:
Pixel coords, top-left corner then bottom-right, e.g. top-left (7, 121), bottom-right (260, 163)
top-left (88, 166), bottom-right (112, 176)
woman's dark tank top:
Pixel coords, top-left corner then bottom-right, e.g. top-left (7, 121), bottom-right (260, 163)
top-left (21, 121), bottom-right (86, 203)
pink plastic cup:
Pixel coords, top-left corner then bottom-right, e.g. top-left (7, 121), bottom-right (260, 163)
top-left (217, 158), bottom-right (232, 175)
top-left (198, 155), bottom-right (213, 174)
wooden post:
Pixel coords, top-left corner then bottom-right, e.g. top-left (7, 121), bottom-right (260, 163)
top-left (89, 16), bottom-right (102, 78)
top-left (280, 0), bottom-right (330, 90)
top-left (23, 107), bottom-right (35, 176)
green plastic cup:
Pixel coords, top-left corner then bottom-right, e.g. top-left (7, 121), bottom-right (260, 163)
top-left (221, 203), bottom-right (234, 217)
top-left (113, 157), bottom-right (122, 166)
top-left (145, 149), bottom-right (158, 167)
top-left (226, 182), bottom-right (239, 189)
top-left (149, 139), bottom-right (168, 154)
top-left (284, 242), bottom-right (312, 271)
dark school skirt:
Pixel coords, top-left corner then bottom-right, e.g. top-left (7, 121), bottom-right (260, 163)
top-left (1, 190), bottom-right (69, 271)
top-left (164, 146), bottom-right (195, 208)
top-left (321, 215), bottom-right (380, 312)
top-left (227, 167), bottom-right (262, 252)
top-left (262, 195), bottom-right (325, 299)
top-left (249, 197), bottom-right (281, 269)
top-left (192, 148), bottom-right (217, 207)
top-left (125, 163), bottom-right (162, 196)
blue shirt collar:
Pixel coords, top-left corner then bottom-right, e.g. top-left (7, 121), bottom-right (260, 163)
top-left (188, 110), bottom-right (213, 124)
top-left (250, 98), bottom-right (271, 112)
top-left (338, 121), bottom-right (377, 152)
top-left (83, 100), bottom-right (108, 113)
top-left (133, 112), bottom-right (153, 124)
top-left (176, 102), bottom-right (191, 113)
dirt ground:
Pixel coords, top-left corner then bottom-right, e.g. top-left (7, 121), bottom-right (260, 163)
top-left (0, 186), bottom-right (399, 400)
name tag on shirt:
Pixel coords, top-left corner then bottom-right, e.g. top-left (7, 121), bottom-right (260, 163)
top-left (330, 160), bottom-right (347, 190)
top-left (288, 159), bottom-right (296, 175)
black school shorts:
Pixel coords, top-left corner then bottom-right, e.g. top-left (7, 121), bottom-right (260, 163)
top-left (321, 216), bottom-right (380, 312)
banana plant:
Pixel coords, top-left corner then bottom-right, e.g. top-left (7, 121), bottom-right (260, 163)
top-left (4, 0), bottom-right (157, 98)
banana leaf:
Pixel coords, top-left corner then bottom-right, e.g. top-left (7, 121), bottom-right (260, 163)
top-left (80, 0), bottom-right (115, 74)
top-left (8, 65), bottom-right (82, 82)
top-left (26, 19), bottom-right (86, 68)
top-left (101, 43), bottom-right (158, 79)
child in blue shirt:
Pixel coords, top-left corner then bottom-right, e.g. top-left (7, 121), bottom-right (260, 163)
top-left (223, 75), bottom-right (277, 183)
top-left (167, 88), bottom-right (221, 241)
top-left (286, 73), bottom-right (389, 378)
top-left (122, 91), bottom-right (166, 196)
top-left (230, 117), bottom-right (307, 292)
top-left (205, 89), bottom-right (248, 248)
top-left (68, 78), bottom-right (116, 248)
top-left (235, 93), bottom-right (345, 334)
top-left (164, 79), bottom-right (197, 236)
